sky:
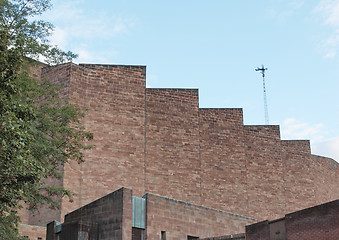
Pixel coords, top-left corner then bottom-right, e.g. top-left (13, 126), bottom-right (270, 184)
top-left (41, 0), bottom-right (339, 162)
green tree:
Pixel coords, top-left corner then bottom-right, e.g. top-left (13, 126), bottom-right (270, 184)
top-left (0, 0), bottom-right (92, 238)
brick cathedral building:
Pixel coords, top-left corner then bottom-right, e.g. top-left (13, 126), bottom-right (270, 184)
top-left (18, 62), bottom-right (339, 239)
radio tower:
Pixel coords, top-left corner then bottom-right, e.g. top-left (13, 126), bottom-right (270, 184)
top-left (255, 65), bottom-right (269, 125)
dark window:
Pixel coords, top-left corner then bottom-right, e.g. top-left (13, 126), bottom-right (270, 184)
top-left (132, 227), bottom-right (144, 240)
top-left (161, 231), bottom-right (166, 240)
top-left (37, 238), bottom-right (42, 240)
top-left (187, 236), bottom-right (199, 240)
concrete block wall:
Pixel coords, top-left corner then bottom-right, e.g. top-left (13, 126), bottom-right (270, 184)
top-left (47, 188), bottom-right (252, 240)
top-left (199, 108), bottom-right (247, 216)
top-left (246, 200), bottom-right (339, 240)
top-left (245, 221), bottom-right (269, 240)
top-left (144, 193), bottom-right (255, 240)
top-left (63, 187), bottom-right (133, 240)
top-left (145, 88), bottom-right (201, 204)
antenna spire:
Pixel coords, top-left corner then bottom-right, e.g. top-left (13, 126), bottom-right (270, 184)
top-left (255, 65), bottom-right (269, 125)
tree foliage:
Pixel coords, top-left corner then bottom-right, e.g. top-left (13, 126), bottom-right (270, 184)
top-left (0, 0), bottom-right (92, 238)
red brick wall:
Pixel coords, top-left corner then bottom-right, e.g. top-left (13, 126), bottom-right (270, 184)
top-left (18, 224), bottom-right (46, 240)
top-left (145, 193), bottom-right (255, 240)
top-left (21, 63), bottom-right (339, 237)
top-left (311, 154), bottom-right (339, 204)
top-left (41, 63), bottom-right (72, 99)
top-left (59, 63), bottom-right (338, 224)
top-left (200, 108), bottom-right (247, 215)
top-left (29, 173), bottom-right (63, 226)
top-left (281, 140), bottom-right (315, 213)
top-left (245, 200), bottom-right (339, 240)
top-left (26, 64), bottom-right (73, 226)
top-left (145, 89), bottom-right (201, 204)
top-left (285, 200), bottom-right (339, 240)
top-left (27, 60), bottom-right (48, 80)
top-left (17, 203), bottom-right (30, 225)
top-left (40, 63), bottom-right (78, 221)
top-left (59, 63), bottom-right (338, 222)
top-left (244, 126), bottom-right (285, 220)
top-left (61, 64), bottom-right (146, 219)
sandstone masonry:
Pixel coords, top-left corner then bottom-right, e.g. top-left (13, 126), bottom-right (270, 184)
top-left (19, 62), bottom-right (339, 239)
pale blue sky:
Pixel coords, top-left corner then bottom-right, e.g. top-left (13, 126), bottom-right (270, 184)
top-left (42, 0), bottom-right (339, 161)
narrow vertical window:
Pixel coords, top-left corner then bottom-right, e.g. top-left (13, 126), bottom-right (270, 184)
top-left (161, 231), bottom-right (166, 240)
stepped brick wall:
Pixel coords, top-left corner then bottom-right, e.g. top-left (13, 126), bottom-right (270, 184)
top-left (63, 63), bottom-right (147, 219)
top-left (244, 126), bottom-right (286, 220)
top-left (281, 140), bottom-right (315, 213)
top-left (145, 89), bottom-right (201, 204)
top-left (20, 63), bottom-right (339, 235)
top-left (200, 108), bottom-right (247, 216)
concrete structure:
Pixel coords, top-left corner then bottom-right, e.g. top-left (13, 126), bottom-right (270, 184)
top-left (46, 190), bottom-right (339, 240)
top-left (19, 62), bottom-right (339, 239)
top-left (46, 188), bottom-right (254, 240)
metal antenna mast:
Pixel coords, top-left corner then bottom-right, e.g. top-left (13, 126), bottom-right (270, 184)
top-left (255, 65), bottom-right (269, 125)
